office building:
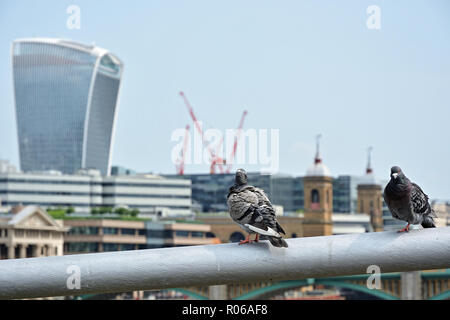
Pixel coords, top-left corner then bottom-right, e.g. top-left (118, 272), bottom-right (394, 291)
top-left (0, 171), bottom-right (192, 216)
top-left (63, 219), bottom-right (219, 254)
top-left (12, 38), bottom-right (123, 175)
top-left (165, 172), bottom-right (304, 214)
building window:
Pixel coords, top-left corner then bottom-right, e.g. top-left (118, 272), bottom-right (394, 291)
top-left (311, 189), bottom-right (320, 203)
top-left (68, 227), bottom-right (99, 235)
top-left (121, 228), bottom-right (136, 236)
top-left (310, 189), bottom-right (320, 210)
top-left (121, 244), bottom-right (136, 251)
top-left (175, 230), bottom-right (189, 237)
top-left (103, 243), bottom-right (119, 252)
top-left (66, 242), bottom-right (99, 253)
top-left (15, 229), bottom-right (24, 237)
top-left (229, 232), bottom-right (245, 243)
top-left (191, 231), bottom-right (204, 238)
top-left (147, 230), bottom-right (172, 238)
top-left (206, 232), bottom-right (216, 238)
top-left (103, 227), bottom-right (119, 235)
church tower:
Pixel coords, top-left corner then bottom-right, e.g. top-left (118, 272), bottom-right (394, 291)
top-left (302, 135), bottom-right (333, 237)
top-left (357, 147), bottom-right (384, 232)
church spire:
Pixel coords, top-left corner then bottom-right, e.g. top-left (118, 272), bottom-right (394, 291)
top-left (366, 146), bottom-right (373, 174)
top-left (315, 134), bottom-right (322, 164)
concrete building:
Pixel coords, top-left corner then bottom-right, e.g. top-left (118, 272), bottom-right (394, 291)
top-left (0, 171), bottom-right (192, 216)
top-left (111, 166), bottom-right (137, 176)
top-left (12, 38), bottom-right (123, 175)
top-left (0, 206), bottom-right (67, 259)
top-left (102, 174), bottom-right (192, 216)
top-left (63, 219), bottom-right (220, 254)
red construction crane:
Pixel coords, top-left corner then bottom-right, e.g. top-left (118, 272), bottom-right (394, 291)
top-left (179, 91), bottom-right (225, 174)
top-left (175, 124), bottom-right (190, 175)
top-left (225, 110), bottom-right (248, 173)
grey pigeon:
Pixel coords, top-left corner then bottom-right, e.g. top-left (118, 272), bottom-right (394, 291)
top-left (227, 168), bottom-right (288, 247)
top-left (383, 166), bottom-right (436, 232)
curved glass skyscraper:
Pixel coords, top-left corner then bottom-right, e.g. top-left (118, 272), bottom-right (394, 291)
top-left (12, 38), bottom-right (123, 175)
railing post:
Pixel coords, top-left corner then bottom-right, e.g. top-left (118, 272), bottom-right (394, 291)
top-left (208, 285), bottom-right (228, 300)
top-left (401, 271), bottom-right (422, 300)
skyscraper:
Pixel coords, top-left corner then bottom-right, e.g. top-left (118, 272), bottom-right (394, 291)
top-left (12, 38), bottom-right (123, 175)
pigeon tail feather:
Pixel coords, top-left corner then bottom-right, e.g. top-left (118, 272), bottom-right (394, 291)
top-left (421, 215), bottom-right (436, 228)
top-left (268, 237), bottom-right (288, 248)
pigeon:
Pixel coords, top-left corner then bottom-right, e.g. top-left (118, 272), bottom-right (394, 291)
top-left (383, 166), bottom-right (436, 232)
top-left (227, 168), bottom-right (288, 247)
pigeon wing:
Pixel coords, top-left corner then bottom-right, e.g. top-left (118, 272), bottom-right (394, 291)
top-left (410, 183), bottom-right (434, 216)
top-left (383, 189), bottom-right (399, 219)
top-left (253, 188), bottom-right (286, 235)
top-left (227, 188), bottom-right (259, 222)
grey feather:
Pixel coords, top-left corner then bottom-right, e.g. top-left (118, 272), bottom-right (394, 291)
top-left (227, 169), bottom-right (288, 247)
top-left (383, 166), bottom-right (436, 228)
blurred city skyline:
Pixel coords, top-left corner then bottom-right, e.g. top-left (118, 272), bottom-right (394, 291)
top-left (1, 1), bottom-right (449, 198)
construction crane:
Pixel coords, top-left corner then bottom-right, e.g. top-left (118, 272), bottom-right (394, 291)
top-left (175, 124), bottom-right (190, 175)
top-left (179, 91), bottom-right (225, 174)
top-left (225, 110), bottom-right (248, 173)
top-left (179, 91), bottom-right (248, 175)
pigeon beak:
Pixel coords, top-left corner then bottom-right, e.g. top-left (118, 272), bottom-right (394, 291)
top-left (392, 173), bottom-right (398, 179)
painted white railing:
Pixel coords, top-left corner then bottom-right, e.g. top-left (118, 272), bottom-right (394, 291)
top-left (0, 227), bottom-right (449, 299)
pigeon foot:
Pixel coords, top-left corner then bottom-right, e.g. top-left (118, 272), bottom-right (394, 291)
top-left (254, 234), bottom-right (259, 242)
top-left (239, 235), bottom-right (253, 245)
top-left (397, 224), bottom-right (410, 233)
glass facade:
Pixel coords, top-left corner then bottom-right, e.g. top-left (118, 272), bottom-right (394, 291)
top-left (103, 227), bottom-right (119, 235)
top-left (168, 173), bottom-right (304, 213)
top-left (65, 242), bottom-right (99, 253)
top-left (68, 226), bottom-right (99, 235)
top-left (12, 39), bottom-right (123, 175)
top-left (169, 172), bottom-right (385, 215)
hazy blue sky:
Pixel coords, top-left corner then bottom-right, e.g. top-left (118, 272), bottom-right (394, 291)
top-left (0, 1), bottom-right (449, 199)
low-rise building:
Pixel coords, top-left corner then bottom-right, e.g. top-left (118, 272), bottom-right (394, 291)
top-left (195, 212), bottom-right (304, 243)
top-left (63, 218), bottom-right (220, 254)
top-left (332, 214), bottom-right (372, 234)
top-left (0, 205), bottom-right (67, 259)
top-left (63, 219), bottom-right (147, 254)
top-left (145, 221), bottom-right (220, 249)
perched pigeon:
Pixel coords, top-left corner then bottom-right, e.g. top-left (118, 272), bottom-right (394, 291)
top-left (383, 166), bottom-right (436, 232)
top-left (227, 168), bottom-right (288, 247)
